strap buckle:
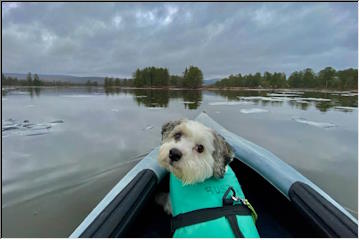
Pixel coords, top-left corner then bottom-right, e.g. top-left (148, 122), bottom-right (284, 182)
top-left (222, 187), bottom-right (258, 222)
top-left (222, 187), bottom-right (239, 206)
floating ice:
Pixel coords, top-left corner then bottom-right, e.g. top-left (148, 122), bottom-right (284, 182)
top-left (341, 93), bottom-right (358, 97)
top-left (334, 106), bottom-right (357, 111)
top-left (208, 101), bottom-right (253, 106)
top-left (135, 95), bottom-right (147, 98)
top-left (10, 91), bottom-right (28, 95)
top-left (294, 97), bottom-right (331, 102)
top-left (62, 95), bottom-right (94, 98)
top-left (238, 96), bottom-right (265, 100)
top-left (240, 108), bottom-right (269, 114)
top-left (278, 91), bottom-right (304, 95)
top-left (295, 100), bottom-right (310, 104)
top-left (293, 118), bottom-right (336, 128)
top-left (49, 120), bottom-right (64, 124)
top-left (143, 125), bottom-right (154, 131)
top-left (289, 99), bottom-right (310, 104)
top-left (267, 93), bottom-right (301, 97)
top-left (111, 109), bottom-right (120, 112)
top-left (183, 101), bottom-right (196, 104)
top-left (147, 107), bottom-right (165, 110)
top-left (238, 96), bottom-right (285, 102)
top-left (2, 119), bottom-right (64, 137)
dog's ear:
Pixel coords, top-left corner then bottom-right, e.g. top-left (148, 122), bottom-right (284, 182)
top-left (212, 132), bottom-right (234, 178)
top-left (161, 120), bottom-right (182, 141)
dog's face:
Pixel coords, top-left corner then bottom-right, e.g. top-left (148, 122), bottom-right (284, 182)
top-left (158, 119), bottom-right (234, 185)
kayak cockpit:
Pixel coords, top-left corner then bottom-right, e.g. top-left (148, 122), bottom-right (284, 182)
top-left (124, 159), bottom-right (325, 238)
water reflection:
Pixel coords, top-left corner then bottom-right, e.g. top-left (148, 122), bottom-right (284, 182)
top-left (211, 89), bottom-right (357, 112)
top-left (28, 87), bottom-right (41, 98)
top-left (2, 87), bottom-right (358, 112)
top-left (133, 89), bottom-right (170, 108)
top-left (102, 87), bottom-right (203, 110)
top-left (181, 90), bottom-right (202, 110)
top-left (288, 100), bottom-right (310, 111)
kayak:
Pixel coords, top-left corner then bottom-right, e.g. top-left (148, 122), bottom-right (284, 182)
top-left (70, 112), bottom-right (358, 238)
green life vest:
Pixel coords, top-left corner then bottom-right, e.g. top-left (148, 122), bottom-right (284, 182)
top-left (170, 166), bottom-right (260, 238)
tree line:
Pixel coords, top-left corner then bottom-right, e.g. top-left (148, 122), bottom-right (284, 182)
top-left (104, 77), bottom-right (134, 87)
top-left (131, 65), bottom-right (203, 88)
top-left (2, 72), bottom-right (44, 86)
top-left (2, 72), bottom-right (91, 87)
top-left (214, 67), bottom-right (357, 90)
top-left (3, 66), bottom-right (356, 90)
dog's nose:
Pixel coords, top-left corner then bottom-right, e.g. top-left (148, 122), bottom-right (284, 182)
top-left (169, 148), bottom-right (182, 162)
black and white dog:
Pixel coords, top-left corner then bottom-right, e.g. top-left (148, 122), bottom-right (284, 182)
top-left (156, 119), bottom-right (234, 214)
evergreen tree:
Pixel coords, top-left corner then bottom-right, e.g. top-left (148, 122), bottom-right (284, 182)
top-left (33, 74), bottom-right (42, 86)
top-left (318, 67), bottom-right (336, 89)
top-left (26, 72), bottom-right (33, 86)
top-left (183, 66), bottom-right (203, 88)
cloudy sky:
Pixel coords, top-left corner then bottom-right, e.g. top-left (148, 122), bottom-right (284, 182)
top-left (2, 2), bottom-right (357, 79)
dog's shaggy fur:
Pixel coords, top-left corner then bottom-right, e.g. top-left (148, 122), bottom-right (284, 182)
top-left (156, 119), bottom-right (234, 214)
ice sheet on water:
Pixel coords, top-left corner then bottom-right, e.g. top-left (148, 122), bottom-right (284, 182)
top-left (334, 106), bottom-right (357, 110)
top-left (334, 106), bottom-right (357, 112)
top-left (240, 108), bottom-right (269, 114)
top-left (267, 93), bottom-right (301, 97)
top-left (208, 101), bottom-right (253, 106)
top-left (295, 100), bottom-right (310, 104)
top-left (2, 119), bottom-right (64, 137)
top-left (49, 120), bottom-right (65, 124)
top-left (135, 95), bottom-right (147, 98)
top-left (237, 96), bottom-right (285, 102)
top-left (341, 93), bottom-right (358, 97)
top-left (147, 107), bottom-right (165, 110)
top-left (10, 91), bottom-right (28, 95)
top-left (289, 99), bottom-right (310, 104)
top-left (111, 108), bottom-right (120, 112)
top-left (293, 118), bottom-right (336, 128)
top-left (62, 95), bottom-right (95, 98)
top-left (278, 91), bottom-right (304, 95)
top-left (143, 125), bottom-right (154, 131)
top-left (294, 97), bottom-right (331, 102)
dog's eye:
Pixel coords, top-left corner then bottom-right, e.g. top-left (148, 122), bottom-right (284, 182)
top-left (196, 144), bottom-right (204, 153)
top-left (174, 132), bottom-right (181, 140)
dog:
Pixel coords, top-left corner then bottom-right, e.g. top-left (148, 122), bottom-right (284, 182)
top-left (156, 119), bottom-right (259, 238)
top-left (156, 119), bottom-right (234, 215)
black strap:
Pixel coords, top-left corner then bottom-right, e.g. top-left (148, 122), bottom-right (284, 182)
top-left (171, 204), bottom-right (251, 233)
top-left (226, 215), bottom-right (244, 237)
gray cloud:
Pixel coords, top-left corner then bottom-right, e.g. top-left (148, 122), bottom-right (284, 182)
top-left (2, 2), bottom-right (357, 79)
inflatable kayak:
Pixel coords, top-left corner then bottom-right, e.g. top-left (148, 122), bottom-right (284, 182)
top-left (70, 112), bottom-right (357, 238)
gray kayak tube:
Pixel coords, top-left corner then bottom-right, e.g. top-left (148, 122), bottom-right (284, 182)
top-left (70, 147), bottom-right (167, 238)
top-left (70, 112), bottom-right (357, 237)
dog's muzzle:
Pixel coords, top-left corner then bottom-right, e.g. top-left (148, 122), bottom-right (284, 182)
top-left (169, 148), bottom-right (182, 162)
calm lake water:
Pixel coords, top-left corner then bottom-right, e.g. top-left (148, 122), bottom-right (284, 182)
top-left (2, 87), bottom-right (358, 237)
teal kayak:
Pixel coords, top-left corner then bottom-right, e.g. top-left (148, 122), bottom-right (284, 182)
top-left (70, 112), bottom-right (357, 238)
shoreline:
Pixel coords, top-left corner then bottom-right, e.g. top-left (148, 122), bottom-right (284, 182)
top-left (2, 85), bottom-right (358, 93)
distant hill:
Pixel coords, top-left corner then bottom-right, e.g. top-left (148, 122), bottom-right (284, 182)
top-left (203, 78), bottom-right (221, 85)
top-left (3, 73), bottom-right (106, 84)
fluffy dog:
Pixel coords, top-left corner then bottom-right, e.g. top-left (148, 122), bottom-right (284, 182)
top-left (156, 119), bottom-right (234, 214)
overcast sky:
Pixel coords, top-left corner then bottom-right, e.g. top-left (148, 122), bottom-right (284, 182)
top-left (2, 2), bottom-right (358, 79)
